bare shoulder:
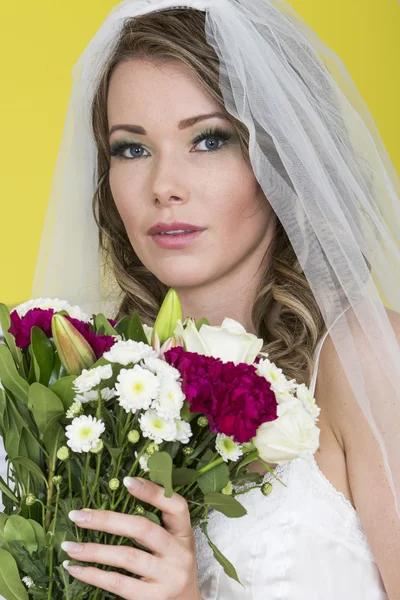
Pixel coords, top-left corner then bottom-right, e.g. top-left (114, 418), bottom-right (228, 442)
top-left (316, 306), bottom-right (400, 599)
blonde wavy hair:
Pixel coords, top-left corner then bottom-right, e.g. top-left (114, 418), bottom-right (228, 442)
top-left (90, 7), bottom-right (326, 386)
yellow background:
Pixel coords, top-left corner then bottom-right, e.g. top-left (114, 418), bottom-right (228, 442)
top-left (0, 0), bottom-right (399, 307)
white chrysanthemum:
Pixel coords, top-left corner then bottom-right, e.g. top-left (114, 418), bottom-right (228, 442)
top-left (174, 419), bottom-right (192, 444)
top-left (257, 358), bottom-right (297, 402)
top-left (65, 415), bottom-right (105, 453)
top-left (116, 366), bottom-right (159, 413)
top-left (62, 304), bottom-right (91, 322)
top-left (143, 324), bottom-right (153, 345)
top-left (103, 339), bottom-right (156, 366)
top-left (139, 409), bottom-right (177, 444)
top-left (75, 387), bottom-right (116, 404)
top-left (136, 452), bottom-right (150, 472)
top-left (152, 378), bottom-right (185, 419)
top-left (73, 364), bottom-right (113, 393)
top-left (15, 297), bottom-right (71, 318)
top-left (22, 576), bottom-right (34, 589)
top-left (296, 383), bottom-right (321, 420)
top-left (141, 356), bottom-right (181, 381)
top-left (215, 433), bottom-right (243, 462)
top-left (66, 400), bottom-right (83, 419)
top-left (13, 297), bottom-right (90, 322)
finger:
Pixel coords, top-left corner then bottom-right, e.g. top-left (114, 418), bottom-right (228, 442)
top-left (63, 562), bottom-right (151, 600)
top-left (124, 477), bottom-right (192, 538)
top-left (68, 509), bottom-right (169, 554)
top-left (61, 540), bottom-right (160, 580)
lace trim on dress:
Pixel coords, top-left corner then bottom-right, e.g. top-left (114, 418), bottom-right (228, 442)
top-left (308, 455), bottom-right (375, 559)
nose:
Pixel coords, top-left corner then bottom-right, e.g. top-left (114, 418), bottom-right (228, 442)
top-left (151, 153), bottom-right (189, 208)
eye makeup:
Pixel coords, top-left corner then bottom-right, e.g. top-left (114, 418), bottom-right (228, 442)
top-left (109, 125), bottom-right (233, 160)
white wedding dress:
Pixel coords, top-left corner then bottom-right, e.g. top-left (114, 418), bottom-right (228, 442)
top-left (194, 326), bottom-right (388, 599)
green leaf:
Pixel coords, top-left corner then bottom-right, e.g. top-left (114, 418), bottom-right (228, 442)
top-left (0, 548), bottom-right (29, 600)
top-left (11, 457), bottom-right (48, 488)
top-left (196, 448), bottom-right (215, 470)
top-left (127, 313), bottom-right (148, 344)
top-left (42, 417), bottom-right (65, 464)
top-left (197, 463), bottom-right (230, 495)
top-left (195, 317), bottom-right (210, 331)
top-left (27, 520), bottom-right (46, 550)
top-left (0, 476), bottom-right (18, 505)
top-left (28, 383), bottom-right (65, 437)
top-left (203, 492), bottom-right (247, 518)
top-left (50, 375), bottom-right (77, 412)
top-left (143, 511), bottom-right (161, 526)
top-left (3, 515), bottom-right (38, 554)
top-left (30, 326), bottom-right (55, 386)
top-left (0, 345), bottom-right (29, 404)
top-left (200, 521), bottom-right (242, 585)
top-left (148, 451), bottom-right (173, 498)
top-left (114, 315), bottom-right (131, 338)
top-left (0, 304), bottom-right (22, 368)
top-left (172, 467), bottom-right (197, 487)
top-left (93, 314), bottom-right (118, 336)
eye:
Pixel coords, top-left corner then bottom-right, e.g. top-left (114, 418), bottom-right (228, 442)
top-left (109, 141), bottom-right (150, 160)
top-left (191, 126), bottom-right (232, 153)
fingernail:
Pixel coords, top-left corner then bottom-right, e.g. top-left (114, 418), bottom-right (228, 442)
top-left (63, 560), bottom-right (83, 574)
top-left (68, 509), bottom-right (92, 522)
top-left (123, 476), bottom-right (143, 491)
top-left (61, 541), bottom-right (83, 553)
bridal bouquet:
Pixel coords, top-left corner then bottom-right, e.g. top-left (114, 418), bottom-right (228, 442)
top-left (0, 291), bottom-right (320, 599)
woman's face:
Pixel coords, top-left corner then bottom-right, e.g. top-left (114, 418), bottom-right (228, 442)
top-left (108, 59), bottom-right (274, 290)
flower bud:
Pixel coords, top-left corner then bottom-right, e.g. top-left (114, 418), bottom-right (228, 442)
top-left (66, 400), bottom-right (83, 419)
top-left (183, 446), bottom-right (194, 456)
top-left (197, 416), bottom-right (209, 428)
top-left (25, 493), bottom-right (37, 506)
top-left (52, 314), bottom-right (96, 376)
top-left (147, 442), bottom-right (159, 455)
top-left (108, 478), bottom-right (120, 491)
top-left (151, 289), bottom-right (183, 346)
top-left (221, 481), bottom-right (233, 496)
top-left (52, 476), bottom-right (62, 486)
top-left (57, 446), bottom-right (70, 461)
top-left (134, 504), bottom-right (145, 515)
top-left (261, 482), bottom-right (273, 496)
top-left (128, 430), bottom-right (140, 444)
top-left (22, 576), bottom-right (34, 589)
top-left (90, 439), bottom-right (104, 454)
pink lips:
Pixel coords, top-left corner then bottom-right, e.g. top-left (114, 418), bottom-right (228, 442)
top-left (148, 221), bottom-right (206, 249)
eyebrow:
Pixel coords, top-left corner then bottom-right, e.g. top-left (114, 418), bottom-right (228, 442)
top-left (109, 111), bottom-right (229, 137)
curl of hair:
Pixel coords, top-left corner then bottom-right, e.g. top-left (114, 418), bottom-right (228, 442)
top-left (91, 7), bottom-right (328, 386)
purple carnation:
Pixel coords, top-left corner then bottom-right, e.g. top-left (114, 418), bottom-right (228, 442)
top-left (9, 309), bottom-right (53, 348)
top-left (9, 309), bottom-right (116, 359)
top-left (164, 346), bottom-right (277, 443)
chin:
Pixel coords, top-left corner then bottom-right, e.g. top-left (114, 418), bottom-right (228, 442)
top-left (152, 263), bottom-right (212, 289)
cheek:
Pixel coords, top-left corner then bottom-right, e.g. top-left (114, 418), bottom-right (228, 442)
top-left (211, 170), bottom-right (268, 239)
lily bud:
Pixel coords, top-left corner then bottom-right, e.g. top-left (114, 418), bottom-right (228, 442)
top-left (51, 314), bottom-right (96, 375)
top-left (152, 289), bottom-right (183, 346)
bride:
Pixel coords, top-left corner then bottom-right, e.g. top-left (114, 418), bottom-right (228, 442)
top-left (28, 0), bottom-right (400, 598)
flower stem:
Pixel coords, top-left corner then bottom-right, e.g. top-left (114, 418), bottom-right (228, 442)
top-left (82, 453), bottom-right (90, 506)
top-left (47, 485), bottom-right (61, 600)
top-left (87, 453), bottom-right (102, 508)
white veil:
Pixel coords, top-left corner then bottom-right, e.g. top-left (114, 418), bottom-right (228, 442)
top-left (32, 0), bottom-right (400, 519)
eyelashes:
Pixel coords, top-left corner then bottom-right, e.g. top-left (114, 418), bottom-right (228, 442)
top-left (109, 125), bottom-right (233, 160)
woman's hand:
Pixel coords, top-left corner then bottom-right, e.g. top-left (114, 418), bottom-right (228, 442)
top-left (62, 476), bottom-right (203, 600)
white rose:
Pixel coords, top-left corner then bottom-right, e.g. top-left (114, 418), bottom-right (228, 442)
top-left (253, 399), bottom-right (320, 464)
top-left (174, 317), bottom-right (263, 365)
